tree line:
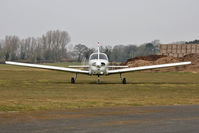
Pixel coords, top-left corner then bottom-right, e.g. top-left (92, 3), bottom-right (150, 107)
top-left (0, 30), bottom-right (160, 63)
top-left (0, 30), bottom-right (70, 63)
top-left (185, 40), bottom-right (199, 44)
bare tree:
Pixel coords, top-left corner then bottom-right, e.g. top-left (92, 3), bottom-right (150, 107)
top-left (19, 39), bottom-right (26, 60)
top-left (110, 45), bottom-right (126, 62)
top-left (42, 30), bottom-right (70, 62)
top-left (100, 45), bottom-right (112, 60)
top-left (4, 36), bottom-right (20, 61)
top-left (74, 44), bottom-right (88, 62)
top-left (20, 37), bottom-right (36, 62)
top-left (124, 45), bottom-right (137, 59)
top-left (84, 48), bottom-right (95, 59)
top-left (0, 40), bottom-right (3, 61)
top-left (110, 44), bottom-right (138, 62)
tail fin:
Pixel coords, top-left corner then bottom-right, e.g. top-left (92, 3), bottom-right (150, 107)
top-left (97, 42), bottom-right (100, 60)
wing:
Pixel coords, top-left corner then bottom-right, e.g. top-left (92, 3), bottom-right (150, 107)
top-left (5, 61), bottom-right (89, 74)
top-left (108, 62), bottom-right (191, 74)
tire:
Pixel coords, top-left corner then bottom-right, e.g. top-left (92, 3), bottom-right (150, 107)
top-left (122, 78), bottom-right (126, 84)
top-left (71, 77), bottom-right (75, 84)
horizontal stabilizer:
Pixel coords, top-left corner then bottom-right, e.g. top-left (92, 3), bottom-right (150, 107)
top-left (68, 65), bottom-right (89, 68)
top-left (108, 66), bottom-right (128, 68)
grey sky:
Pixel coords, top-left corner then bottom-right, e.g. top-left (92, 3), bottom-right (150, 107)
top-left (0, 0), bottom-right (199, 47)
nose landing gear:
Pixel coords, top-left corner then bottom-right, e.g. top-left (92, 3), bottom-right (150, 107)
top-left (120, 73), bottom-right (126, 84)
top-left (97, 75), bottom-right (101, 84)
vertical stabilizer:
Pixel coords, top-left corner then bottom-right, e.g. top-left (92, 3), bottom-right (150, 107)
top-left (97, 42), bottom-right (100, 60)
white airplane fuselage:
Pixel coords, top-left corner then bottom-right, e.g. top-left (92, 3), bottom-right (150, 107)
top-left (89, 58), bottom-right (109, 75)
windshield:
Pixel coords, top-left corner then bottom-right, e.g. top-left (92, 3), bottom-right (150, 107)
top-left (90, 53), bottom-right (108, 60)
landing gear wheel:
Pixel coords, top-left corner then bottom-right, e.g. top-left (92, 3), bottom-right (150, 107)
top-left (97, 75), bottom-right (101, 84)
top-left (71, 77), bottom-right (75, 84)
top-left (71, 73), bottom-right (77, 84)
top-left (122, 78), bottom-right (126, 84)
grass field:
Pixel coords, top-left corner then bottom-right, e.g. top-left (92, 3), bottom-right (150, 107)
top-left (0, 63), bottom-right (199, 112)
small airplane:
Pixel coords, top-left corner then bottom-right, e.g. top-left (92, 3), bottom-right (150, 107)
top-left (5, 43), bottom-right (191, 84)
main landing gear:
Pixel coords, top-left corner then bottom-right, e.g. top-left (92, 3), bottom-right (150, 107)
top-left (71, 73), bottom-right (126, 84)
top-left (120, 73), bottom-right (126, 84)
top-left (71, 73), bottom-right (77, 84)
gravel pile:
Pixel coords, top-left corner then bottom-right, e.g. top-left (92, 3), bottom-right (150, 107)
top-left (122, 54), bottom-right (199, 73)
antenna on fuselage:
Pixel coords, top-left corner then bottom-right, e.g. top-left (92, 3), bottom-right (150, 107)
top-left (97, 42), bottom-right (100, 60)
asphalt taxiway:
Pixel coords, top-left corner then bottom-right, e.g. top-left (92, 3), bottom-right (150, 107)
top-left (0, 105), bottom-right (199, 133)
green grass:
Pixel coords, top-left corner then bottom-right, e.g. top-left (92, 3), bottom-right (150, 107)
top-left (0, 63), bottom-right (199, 112)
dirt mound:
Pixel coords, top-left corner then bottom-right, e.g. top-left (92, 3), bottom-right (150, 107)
top-left (127, 55), bottom-right (167, 62)
top-left (179, 54), bottom-right (199, 73)
top-left (180, 53), bottom-right (199, 64)
top-left (127, 60), bottom-right (153, 67)
top-left (122, 54), bottom-right (199, 73)
top-left (154, 56), bottom-right (179, 65)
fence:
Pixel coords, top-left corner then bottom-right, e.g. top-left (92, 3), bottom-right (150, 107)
top-left (159, 44), bottom-right (199, 57)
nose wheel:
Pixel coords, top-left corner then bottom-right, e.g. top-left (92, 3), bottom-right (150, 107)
top-left (97, 75), bottom-right (101, 84)
top-left (120, 73), bottom-right (126, 84)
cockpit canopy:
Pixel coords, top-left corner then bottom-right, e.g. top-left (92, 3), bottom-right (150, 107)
top-left (89, 53), bottom-right (108, 60)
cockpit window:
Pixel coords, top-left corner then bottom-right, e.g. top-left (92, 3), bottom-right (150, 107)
top-left (100, 54), bottom-right (107, 60)
top-left (90, 53), bottom-right (108, 60)
top-left (90, 54), bottom-right (98, 60)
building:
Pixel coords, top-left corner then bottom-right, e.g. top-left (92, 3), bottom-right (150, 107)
top-left (159, 44), bottom-right (199, 57)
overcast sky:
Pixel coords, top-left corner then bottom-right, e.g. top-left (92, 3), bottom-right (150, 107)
top-left (0, 0), bottom-right (199, 47)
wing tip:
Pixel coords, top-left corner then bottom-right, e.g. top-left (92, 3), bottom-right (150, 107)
top-left (5, 61), bottom-right (12, 64)
top-left (183, 61), bottom-right (192, 65)
top-left (4, 61), bottom-right (9, 64)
